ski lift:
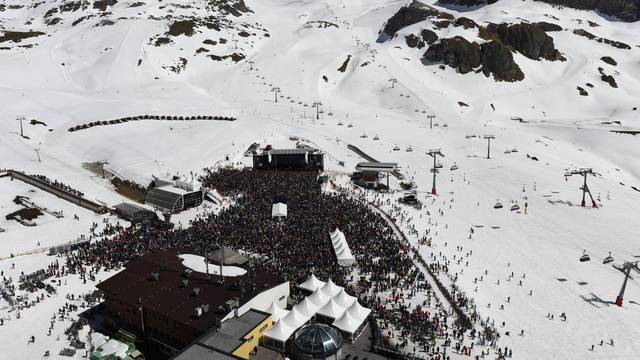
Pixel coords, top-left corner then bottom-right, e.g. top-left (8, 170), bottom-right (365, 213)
top-left (373, 135), bottom-right (380, 140)
top-left (328, 111), bottom-right (334, 116)
top-left (393, 145), bottom-right (400, 151)
top-left (360, 133), bottom-right (368, 138)
top-left (511, 148), bottom-right (518, 153)
top-left (603, 251), bottom-right (614, 264)
top-left (510, 203), bottom-right (520, 211)
top-left (436, 162), bottom-right (443, 169)
top-left (504, 149), bottom-right (512, 154)
top-left (579, 250), bottom-right (591, 262)
top-left (338, 121), bottom-right (343, 126)
top-left (406, 146), bottom-right (413, 152)
top-left (494, 200), bottom-right (503, 209)
top-left (450, 163), bottom-right (458, 171)
top-left (347, 123), bottom-right (353, 128)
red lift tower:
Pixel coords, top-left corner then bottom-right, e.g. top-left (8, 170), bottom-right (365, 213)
top-left (615, 261), bottom-right (639, 307)
top-left (427, 149), bottom-right (444, 195)
top-left (565, 168), bottom-right (598, 208)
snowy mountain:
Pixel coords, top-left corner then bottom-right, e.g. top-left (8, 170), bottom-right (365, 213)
top-left (0, 0), bottom-right (639, 359)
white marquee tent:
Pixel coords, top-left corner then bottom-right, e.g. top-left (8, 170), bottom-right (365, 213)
top-left (330, 228), bottom-right (356, 267)
top-left (298, 273), bottom-right (326, 292)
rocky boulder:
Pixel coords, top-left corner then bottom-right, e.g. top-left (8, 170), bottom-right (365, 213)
top-left (424, 36), bottom-right (481, 74)
top-left (535, 0), bottom-right (640, 22)
top-left (406, 34), bottom-right (425, 48)
top-left (438, 0), bottom-right (499, 5)
top-left (421, 29), bottom-right (438, 44)
top-left (480, 41), bottom-right (524, 81)
top-left (382, 0), bottom-right (453, 38)
top-left (487, 23), bottom-right (563, 61)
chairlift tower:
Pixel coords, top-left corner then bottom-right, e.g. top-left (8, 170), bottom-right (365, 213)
top-left (272, 87), bottom-right (280, 103)
top-left (565, 168), bottom-right (597, 208)
top-left (427, 115), bottom-right (435, 129)
top-left (615, 261), bottom-right (640, 307)
top-left (483, 135), bottom-right (495, 159)
top-left (312, 101), bottom-right (322, 120)
top-left (427, 149), bottom-right (444, 195)
top-left (17, 116), bottom-right (25, 138)
top-left (389, 78), bottom-right (398, 88)
top-left (248, 60), bottom-right (254, 70)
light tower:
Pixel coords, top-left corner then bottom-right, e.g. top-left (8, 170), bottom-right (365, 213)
top-left (615, 261), bottom-right (639, 307)
top-left (427, 149), bottom-right (444, 195)
top-left (565, 168), bottom-right (597, 208)
top-left (483, 135), bottom-right (495, 159)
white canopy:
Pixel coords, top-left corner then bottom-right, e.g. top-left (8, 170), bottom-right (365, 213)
top-left (265, 301), bottom-right (289, 323)
top-left (329, 228), bottom-right (356, 267)
top-left (293, 297), bottom-right (318, 318)
top-left (298, 273), bottom-right (326, 292)
top-left (347, 301), bottom-right (371, 322)
top-left (271, 203), bottom-right (287, 218)
top-left (316, 298), bottom-right (346, 319)
top-left (334, 289), bottom-right (357, 308)
top-left (281, 307), bottom-right (310, 329)
top-left (320, 279), bottom-right (343, 297)
top-left (263, 320), bottom-right (295, 342)
top-left (332, 309), bottom-right (361, 334)
top-left (307, 288), bottom-right (331, 308)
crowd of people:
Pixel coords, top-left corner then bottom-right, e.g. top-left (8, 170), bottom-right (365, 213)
top-left (30, 174), bottom-right (85, 198)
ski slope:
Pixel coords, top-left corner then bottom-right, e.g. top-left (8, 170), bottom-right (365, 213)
top-left (0, 0), bottom-right (639, 358)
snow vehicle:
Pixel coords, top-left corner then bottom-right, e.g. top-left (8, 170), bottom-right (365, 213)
top-left (580, 250), bottom-right (591, 262)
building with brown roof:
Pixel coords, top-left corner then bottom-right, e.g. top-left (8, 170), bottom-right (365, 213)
top-left (97, 249), bottom-right (288, 356)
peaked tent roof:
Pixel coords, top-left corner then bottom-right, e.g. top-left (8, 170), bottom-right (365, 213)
top-left (263, 320), bottom-right (295, 342)
top-left (320, 279), bottom-right (342, 297)
top-left (299, 273), bottom-right (326, 293)
top-left (316, 298), bottom-right (346, 319)
top-left (265, 302), bottom-right (289, 323)
top-left (332, 309), bottom-right (360, 334)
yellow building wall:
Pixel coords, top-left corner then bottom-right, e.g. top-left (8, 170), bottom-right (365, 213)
top-left (232, 315), bottom-right (273, 360)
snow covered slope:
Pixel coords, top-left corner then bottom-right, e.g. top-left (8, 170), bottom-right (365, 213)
top-left (0, 0), bottom-right (639, 358)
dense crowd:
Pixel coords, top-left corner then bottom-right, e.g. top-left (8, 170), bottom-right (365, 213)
top-left (31, 174), bottom-right (84, 197)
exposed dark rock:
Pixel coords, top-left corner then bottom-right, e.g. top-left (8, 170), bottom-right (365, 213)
top-left (598, 67), bottom-right (618, 88)
top-left (458, 101), bottom-right (469, 107)
top-left (438, 0), bottom-right (498, 5)
top-left (480, 41), bottom-right (524, 81)
top-left (534, 21), bottom-right (562, 31)
top-left (338, 55), bottom-right (351, 72)
top-left (382, 0), bottom-right (454, 38)
top-left (424, 36), bottom-right (481, 74)
top-left (168, 20), bottom-right (195, 36)
top-left (486, 22), bottom-right (563, 61)
top-left (573, 29), bottom-right (631, 49)
top-left (601, 56), bottom-right (617, 65)
top-left (434, 20), bottom-right (452, 28)
top-left (406, 34), bottom-right (425, 48)
top-left (454, 17), bottom-right (479, 29)
top-left (421, 29), bottom-right (438, 44)
top-left (577, 86), bottom-right (589, 96)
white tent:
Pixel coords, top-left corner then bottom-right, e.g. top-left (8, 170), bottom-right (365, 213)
top-left (282, 307), bottom-right (310, 329)
top-left (333, 288), bottom-right (357, 308)
top-left (320, 279), bottom-right (343, 297)
top-left (271, 203), bottom-right (287, 218)
top-left (298, 273), bottom-right (326, 292)
top-left (263, 320), bottom-right (295, 342)
top-left (265, 301), bottom-right (289, 323)
top-left (307, 288), bottom-right (331, 308)
top-left (332, 309), bottom-right (361, 334)
top-left (316, 298), bottom-right (346, 319)
top-left (293, 297), bottom-right (318, 318)
top-left (329, 228), bottom-right (356, 267)
top-left (347, 301), bottom-right (371, 322)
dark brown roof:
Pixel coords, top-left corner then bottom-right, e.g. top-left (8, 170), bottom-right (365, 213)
top-left (97, 249), bottom-right (282, 333)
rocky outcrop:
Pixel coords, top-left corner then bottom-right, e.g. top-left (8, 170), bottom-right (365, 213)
top-left (486, 23), bottom-right (563, 61)
top-left (535, 0), bottom-right (640, 22)
top-left (480, 41), bottom-right (524, 81)
top-left (438, 0), bottom-right (498, 6)
top-left (382, 0), bottom-right (453, 38)
top-left (421, 29), bottom-right (438, 44)
top-left (573, 29), bottom-right (631, 49)
top-left (406, 34), bottom-right (425, 48)
top-left (534, 21), bottom-right (562, 32)
top-left (424, 36), bottom-right (481, 74)
top-left (454, 17), bottom-right (479, 29)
